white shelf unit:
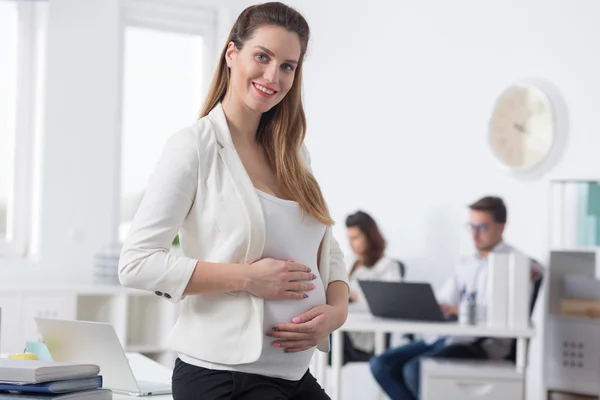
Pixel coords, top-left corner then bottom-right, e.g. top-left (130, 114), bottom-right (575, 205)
top-left (545, 249), bottom-right (600, 397)
top-left (0, 284), bottom-right (179, 367)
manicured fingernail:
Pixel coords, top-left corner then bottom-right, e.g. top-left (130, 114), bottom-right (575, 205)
top-left (312, 274), bottom-right (317, 280)
top-left (288, 259), bottom-right (294, 262)
top-left (272, 343), bottom-right (281, 347)
top-left (307, 267), bottom-right (311, 272)
top-left (303, 294), bottom-right (308, 298)
top-left (292, 317), bottom-right (301, 323)
top-left (272, 326), bottom-right (279, 331)
top-left (311, 284), bottom-right (316, 289)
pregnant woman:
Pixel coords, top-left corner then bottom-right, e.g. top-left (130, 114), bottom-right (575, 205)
top-left (118, 3), bottom-right (349, 399)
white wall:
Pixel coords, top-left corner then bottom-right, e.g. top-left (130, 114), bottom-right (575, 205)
top-left (8, 0), bottom-right (598, 288)
top-left (2, 0), bottom-right (600, 398)
top-left (285, 2), bottom-right (600, 399)
top-left (291, 0), bottom-right (600, 284)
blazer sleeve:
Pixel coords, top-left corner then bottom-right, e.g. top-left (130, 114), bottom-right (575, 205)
top-left (118, 129), bottom-right (200, 303)
top-left (300, 144), bottom-right (349, 287)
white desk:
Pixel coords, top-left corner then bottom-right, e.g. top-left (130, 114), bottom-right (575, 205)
top-left (327, 312), bottom-right (536, 400)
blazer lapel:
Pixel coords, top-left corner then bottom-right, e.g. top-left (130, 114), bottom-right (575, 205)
top-left (209, 104), bottom-right (266, 264)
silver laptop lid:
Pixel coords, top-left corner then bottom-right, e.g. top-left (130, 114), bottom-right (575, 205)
top-left (358, 281), bottom-right (446, 321)
top-left (35, 318), bottom-right (141, 393)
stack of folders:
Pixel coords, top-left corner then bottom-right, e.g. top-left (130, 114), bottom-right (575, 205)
top-left (0, 359), bottom-right (111, 400)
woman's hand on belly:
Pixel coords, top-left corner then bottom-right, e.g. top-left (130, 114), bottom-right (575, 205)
top-left (266, 304), bottom-right (345, 353)
top-left (245, 258), bottom-right (317, 300)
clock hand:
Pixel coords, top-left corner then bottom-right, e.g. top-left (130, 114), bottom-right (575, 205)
top-left (513, 123), bottom-right (525, 133)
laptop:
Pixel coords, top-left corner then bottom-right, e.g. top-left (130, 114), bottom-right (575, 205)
top-left (358, 281), bottom-right (458, 322)
top-left (35, 318), bottom-right (172, 396)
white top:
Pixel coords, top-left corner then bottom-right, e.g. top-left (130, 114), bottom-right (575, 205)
top-left (118, 104), bottom-right (348, 364)
top-left (180, 189), bottom-right (327, 380)
top-left (430, 241), bottom-right (542, 359)
top-left (347, 256), bottom-right (402, 352)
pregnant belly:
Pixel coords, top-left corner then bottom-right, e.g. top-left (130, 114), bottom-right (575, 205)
top-left (239, 275), bottom-right (327, 380)
top-left (263, 274), bottom-right (327, 328)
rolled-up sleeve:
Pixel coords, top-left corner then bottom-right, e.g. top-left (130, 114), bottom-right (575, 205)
top-left (326, 230), bottom-right (350, 286)
top-left (118, 129), bottom-right (200, 303)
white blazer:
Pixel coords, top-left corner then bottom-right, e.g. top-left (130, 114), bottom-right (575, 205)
top-left (118, 104), bottom-right (349, 365)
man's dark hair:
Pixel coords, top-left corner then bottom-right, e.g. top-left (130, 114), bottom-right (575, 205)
top-left (469, 196), bottom-right (507, 224)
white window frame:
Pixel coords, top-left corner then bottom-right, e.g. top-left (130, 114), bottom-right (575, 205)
top-left (115, 0), bottom-right (220, 240)
top-left (0, 2), bottom-right (46, 259)
top-left (119, 0), bottom-right (219, 103)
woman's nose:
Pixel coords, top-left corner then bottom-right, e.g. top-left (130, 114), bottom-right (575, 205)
top-left (263, 63), bottom-right (279, 83)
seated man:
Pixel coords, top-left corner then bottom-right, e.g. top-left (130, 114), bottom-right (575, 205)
top-left (369, 196), bottom-right (543, 400)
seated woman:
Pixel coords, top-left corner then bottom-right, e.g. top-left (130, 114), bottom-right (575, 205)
top-left (333, 210), bottom-right (403, 364)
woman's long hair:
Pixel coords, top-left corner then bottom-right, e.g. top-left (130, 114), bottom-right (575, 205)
top-left (346, 211), bottom-right (386, 274)
top-left (199, 2), bottom-right (333, 225)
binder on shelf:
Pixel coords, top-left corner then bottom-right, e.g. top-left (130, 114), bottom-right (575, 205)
top-left (486, 252), bottom-right (509, 328)
top-left (507, 253), bottom-right (531, 329)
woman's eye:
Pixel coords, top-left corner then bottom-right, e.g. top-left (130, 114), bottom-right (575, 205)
top-left (282, 63), bottom-right (294, 72)
top-left (256, 53), bottom-right (268, 62)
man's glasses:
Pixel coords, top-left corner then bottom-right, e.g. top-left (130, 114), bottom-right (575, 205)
top-left (465, 223), bottom-right (489, 234)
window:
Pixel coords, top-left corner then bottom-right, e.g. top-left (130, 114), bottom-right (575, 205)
top-left (118, 3), bottom-right (216, 241)
top-left (0, 3), bottom-right (19, 245)
top-left (0, 2), bottom-right (46, 257)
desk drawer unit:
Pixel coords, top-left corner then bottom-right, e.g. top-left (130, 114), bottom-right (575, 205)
top-left (423, 377), bottom-right (522, 400)
top-left (421, 358), bottom-right (523, 400)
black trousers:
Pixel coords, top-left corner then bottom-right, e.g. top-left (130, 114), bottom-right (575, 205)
top-left (172, 358), bottom-right (330, 400)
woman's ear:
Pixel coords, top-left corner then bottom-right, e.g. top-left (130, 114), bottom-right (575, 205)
top-left (225, 42), bottom-right (238, 68)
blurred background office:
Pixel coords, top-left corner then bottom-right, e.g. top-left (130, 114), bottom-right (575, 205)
top-left (1, 1), bottom-right (600, 400)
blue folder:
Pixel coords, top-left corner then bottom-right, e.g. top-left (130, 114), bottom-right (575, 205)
top-left (0, 376), bottom-right (102, 394)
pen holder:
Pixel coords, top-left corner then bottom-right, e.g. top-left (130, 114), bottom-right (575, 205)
top-left (459, 300), bottom-right (477, 325)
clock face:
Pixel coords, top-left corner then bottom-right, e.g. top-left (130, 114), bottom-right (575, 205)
top-left (489, 85), bottom-right (555, 171)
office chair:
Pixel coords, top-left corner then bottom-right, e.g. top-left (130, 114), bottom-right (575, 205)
top-left (397, 259), bottom-right (406, 280)
top-left (505, 272), bottom-right (543, 362)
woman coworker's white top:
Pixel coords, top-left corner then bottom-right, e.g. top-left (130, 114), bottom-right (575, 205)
top-left (180, 189), bottom-right (327, 380)
top-left (118, 104), bottom-right (349, 365)
top-left (348, 256), bottom-right (401, 353)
